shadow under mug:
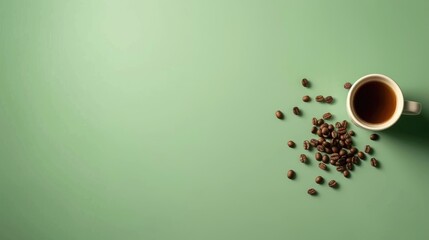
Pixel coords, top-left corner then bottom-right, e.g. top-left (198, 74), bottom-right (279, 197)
top-left (346, 74), bottom-right (422, 131)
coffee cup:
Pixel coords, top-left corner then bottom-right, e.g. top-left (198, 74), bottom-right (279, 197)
top-left (346, 74), bottom-right (421, 131)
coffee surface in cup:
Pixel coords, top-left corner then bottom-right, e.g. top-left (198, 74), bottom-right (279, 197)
top-left (353, 81), bottom-right (396, 124)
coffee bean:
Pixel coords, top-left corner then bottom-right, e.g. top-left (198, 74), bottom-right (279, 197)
top-left (336, 166), bottom-right (345, 172)
top-left (325, 96), bottom-right (334, 104)
top-left (345, 138), bottom-right (352, 145)
top-left (320, 123), bottom-right (328, 129)
top-left (338, 127), bottom-right (346, 135)
top-left (315, 95), bottom-right (324, 102)
top-left (322, 141), bottom-right (331, 148)
top-left (335, 122), bottom-right (342, 128)
top-left (302, 95), bottom-right (311, 102)
top-left (317, 145), bottom-right (325, 152)
top-left (304, 140), bottom-right (310, 150)
top-left (343, 170), bottom-right (350, 178)
top-left (318, 137), bottom-right (325, 145)
top-left (322, 154), bottom-right (329, 163)
top-left (328, 180), bottom-right (337, 188)
top-left (328, 124), bottom-right (334, 131)
top-left (344, 82), bottom-right (352, 89)
top-left (342, 120), bottom-right (348, 128)
top-left (287, 170), bottom-right (295, 179)
top-left (317, 118), bottom-right (324, 126)
top-left (371, 158), bottom-right (378, 167)
top-left (293, 107), bottom-right (301, 115)
top-left (311, 126), bottom-right (318, 134)
top-left (357, 151), bottom-right (365, 159)
top-left (319, 162), bottom-right (327, 170)
top-left (312, 117), bottom-right (318, 125)
top-left (307, 188), bottom-right (317, 195)
top-left (323, 112), bottom-right (332, 120)
top-left (315, 176), bottom-right (324, 184)
top-left (339, 149), bottom-right (347, 156)
top-left (350, 147), bottom-right (357, 154)
top-left (275, 111), bottom-right (284, 119)
top-left (348, 130), bottom-right (355, 136)
top-left (315, 152), bottom-right (322, 161)
top-left (302, 78), bottom-right (309, 87)
top-left (322, 127), bottom-right (329, 135)
top-left (300, 154), bottom-right (308, 163)
top-left (352, 156), bottom-right (360, 164)
top-left (365, 145), bottom-right (372, 154)
top-left (317, 129), bottom-right (322, 137)
top-left (310, 139), bottom-right (318, 147)
top-left (288, 140), bottom-right (295, 148)
top-left (325, 147), bottom-right (332, 154)
top-left (370, 134), bottom-right (379, 140)
top-left (331, 153), bottom-right (340, 161)
top-left (330, 159), bottom-right (336, 165)
top-left (346, 162), bottom-right (353, 170)
top-left (332, 146), bottom-right (339, 153)
top-left (331, 131), bottom-right (338, 139)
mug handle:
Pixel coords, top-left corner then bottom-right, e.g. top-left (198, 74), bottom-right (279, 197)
top-left (403, 100), bottom-right (422, 115)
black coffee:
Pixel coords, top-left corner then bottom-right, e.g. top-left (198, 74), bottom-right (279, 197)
top-left (353, 81), bottom-right (396, 124)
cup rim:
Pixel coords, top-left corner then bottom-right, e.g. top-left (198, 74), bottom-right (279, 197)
top-left (346, 74), bottom-right (404, 131)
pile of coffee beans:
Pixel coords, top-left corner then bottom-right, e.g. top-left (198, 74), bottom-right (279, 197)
top-left (277, 78), bottom-right (380, 196)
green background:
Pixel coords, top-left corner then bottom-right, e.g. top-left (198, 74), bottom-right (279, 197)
top-left (1, 0), bottom-right (429, 239)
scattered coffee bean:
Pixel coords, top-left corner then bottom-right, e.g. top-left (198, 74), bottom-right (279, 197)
top-left (304, 140), bottom-right (310, 150)
top-left (293, 107), bottom-right (301, 116)
top-left (288, 140), bottom-right (295, 148)
top-left (350, 147), bottom-right (357, 154)
top-left (352, 156), bottom-right (360, 164)
top-left (311, 126), bottom-right (318, 134)
top-left (302, 95), bottom-right (311, 102)
top-left (344, 82), bottom-right (352, 89)
top-left (315, 152), bottom-right (322, 161)
top-left (370, 158), bottom-right (378, 167)
top-left (317, 118), bottom-right (324, 126)
top-left (312, 117), bottom-right (318, 125)
top-left (348, 130), bottom-right (355, 136)
top-left (323, 112), bottom-right (332, 120)
top-left (325, 96), bottom-right (333, 104)
top-left (339, 149), bottom-right (347, 156)
top-left (307, 188), bottom-right (317, 195)
top-left (317, 145), bottom-right (325, 152)
top-left (310, 139), bottom-right (318, 147)
top-left (275, 111), bottom-right (284, 119)
top-left (328, 124), bottom-right (334, 131)
top-left (315, 176), bottom-right (324, 184)
top-left (302, 78), bottom-right (309, 87)
top-left (331, 153), bottom-right (340, 161)
top-left (328, 180), bottom-right (337, 188)
top-left (322, 154), bottom-right (329, 163)
top-left (365, 145), bottom-right (372, 154)
top-left (346, 162), bottom-right (353, 171)
top-left (343, 170), bottom-right (350, 178)
top-left (315, 95), bottom-right (324, 102)
top-left (300, 154), bottom-right (308, 163)
top-left (319, 162), bottom-right (327, 170)
top-left (370, 134), bottom-right (379, 140)
top-left (322, 127), bottom-right (329, 135)
top-left (331, 131), bottom-right (338, 139)
top-left (342, 120), bottom-right (348, 128)
top-left (336, 166), bottom-right (345, 172)
top-left (287, 170), bottom-right (295, 179)
top-left (357, 151), bottom-right (365, 159)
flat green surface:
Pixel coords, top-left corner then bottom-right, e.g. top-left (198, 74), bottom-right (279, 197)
top-left (1, 0), bottom-right (429, 239)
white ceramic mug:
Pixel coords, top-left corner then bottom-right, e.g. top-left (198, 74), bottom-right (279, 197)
top-left (346, 74), bottom-right (421, 131)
